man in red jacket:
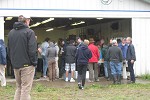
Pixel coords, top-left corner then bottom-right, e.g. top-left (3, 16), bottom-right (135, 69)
top-left (88, 38), bottom-right (100, 82)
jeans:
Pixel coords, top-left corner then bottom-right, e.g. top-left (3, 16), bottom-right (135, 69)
top-left (128, 61), bottom-right (135, 82)
top-left (88, 63), bottom-right (98, 81)
top-left (42, 55), bottom-right (48, 77)
top-left (14, 66), bottom-right (35, 100)
top-left (104, 61), bottom-right (109, 77)
top-left (77, 64), bottom-right (87, 87)
top-left (110, 61), bottom-right (122, 75)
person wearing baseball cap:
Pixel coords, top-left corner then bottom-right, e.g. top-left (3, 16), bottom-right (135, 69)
top-left (106, 39), bottom-right (123, 84)
top-left (8, 15), bottom-right (37, 100)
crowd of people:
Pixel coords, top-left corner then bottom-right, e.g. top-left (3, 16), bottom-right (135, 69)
top-left (0, 15), bottom-right (136, 100)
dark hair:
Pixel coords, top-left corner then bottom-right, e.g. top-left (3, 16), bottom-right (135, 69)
top-left (18, 15), bottom-right (26, 22)
top-left (44, 38), bottom-right (50, 42)
top-left (70, 40), bottom-right (75, 44)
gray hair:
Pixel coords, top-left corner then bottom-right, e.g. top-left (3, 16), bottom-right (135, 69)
top-left (112, 40), bottom-right (117, 45)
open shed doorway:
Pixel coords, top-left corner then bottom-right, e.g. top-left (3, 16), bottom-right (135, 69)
top-left (4, 17), bottom-right (132, 77)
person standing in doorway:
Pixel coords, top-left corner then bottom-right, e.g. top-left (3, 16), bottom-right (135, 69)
top-left (8, 15), bottom-right (37, 100)
top-left (41, 38), bottom-right (50, 78)
top-left (54, 42), bottom-right (60, 79)
top-left (0, 39), bottom-right (7, 87)
top-left (118, 38), bottom-right (128, 79)
top-left (59, 40), bottom-right (66, 78)
top-left (107, 40), bottom-right (123, 84)
top-left (101, 44), bottom-right (110, 80)
top-left (126, 37), bottom-right (136, 83)
top-left (65, 40), bottom-right (76, 82)
top-left (37, 43), bottom-right (43, 77)
top-left (46, 42), bottom-right (57, 81)
top-left (76, 39), bottom-right (92, 89)
top-left (88, 38), bottom-right (100, 82)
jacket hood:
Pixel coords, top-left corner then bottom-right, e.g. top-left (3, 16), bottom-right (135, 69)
top-left (13, 22), bottom-right (28, 30)
top-left (80, 44), bottom-right (88, 50)
top-left (0, 39), bottom-right (4, 45)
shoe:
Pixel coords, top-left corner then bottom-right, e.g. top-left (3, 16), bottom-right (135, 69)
top-left (80, 86), bottom-right (84, 90)
top-left (95, 79), bottom-right (100, 82)
top-left (113, 75), bottom-right (117, 85)
top-left (70, 78), bottom-right (75, 82)
top-left (43, 76), bottom-right (47, 78)
top-left (107, 78), bottom-right (110, 81)
top-left (78, 83), bottom-right (81, 89)
top-left (88, 80), bottom-right (94, 83)
top-left (127, 81), bottom-right (135, 84)
top-left (65, 78), bottom-right (69, 82)
top-left (117, 74), bottom-right (122, 84)
top-left (79, 85), bottom-right (84, 90)
top-left (127, 76), bottom-right (130, 80)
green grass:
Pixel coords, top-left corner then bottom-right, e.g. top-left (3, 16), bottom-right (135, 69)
top-left (141, 74), bottom-right (150, 80)
top-left (1, 83), bottom-right (150, 100)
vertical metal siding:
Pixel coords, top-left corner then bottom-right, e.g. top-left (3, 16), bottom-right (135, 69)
top-left (132, 18), bottom-right (150, 75)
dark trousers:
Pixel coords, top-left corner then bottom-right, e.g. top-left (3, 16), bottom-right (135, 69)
top-left (59, 56), bottom-right (65, 77)
top-left (77, 64), bottom-right (87, 87)
top-left (37, 58), bottom-right (43, 76)
top-left (128, 61), bottom-right (135, 82)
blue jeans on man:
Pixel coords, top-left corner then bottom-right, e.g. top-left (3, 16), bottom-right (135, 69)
top-left (42, 55), bottom-right (48, 77)
top-left (110, 61), bottom-right (122, 84)
top-left (104, 61), bottom-right (112, 80)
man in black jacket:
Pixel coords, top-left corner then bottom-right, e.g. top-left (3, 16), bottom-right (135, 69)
top-left (65, 40), bottom-right (76, 82)
top-left (126, 37), bottom-right (136, 83)
top-left (107, 40), bottom-right (123, 84)
top-left (76, 39), bottom-right (92, 89)
top-left (8, 15), bottom-right (37, 100)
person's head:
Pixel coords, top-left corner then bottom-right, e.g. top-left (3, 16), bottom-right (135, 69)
top-left (110, 38), bottom-right (113, 44)
top-left (69, 40), bottom-right (75, 45)
top-left (49, 42), bottom-right (54, 47)
top-left (62, 40), bottom-right (65, 45)
top-left (44, 37), bottom-right (50, 43)
top-left (89, 38), bottom-right (95, 44)
top-left (18, 15), bottom-right (32, 26)
top-left (84, 39), bottom-right (90, 46)
top-left (126, 37), bottom-right (132, 44)
top-left (122, 38), bottom-right (126, 44)
top-left (112, 40), bottom-right (118, 46)
top-left (117, 39), bottom-right (121, 44)
top-left (76, 37), bottom-right (82, 44)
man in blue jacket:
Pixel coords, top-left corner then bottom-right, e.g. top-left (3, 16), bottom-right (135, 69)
top-left (76, 39), bottom-right (92, 89)
top-left (0, 39), bottom-right (7, 87)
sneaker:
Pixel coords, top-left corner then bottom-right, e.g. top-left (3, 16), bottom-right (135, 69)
top-left (70, 78), bottom-right (75, 82)
top-left (95, 79), bottom-right (100, 82)
top-left (78, 83), bottom-right (81, 89)
top-left (79, 86), bottom-right (84, 90)
top-left (65, 77), bottom-right (69, 82)
top-left (88, 80), bottom-right (94, 83)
